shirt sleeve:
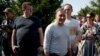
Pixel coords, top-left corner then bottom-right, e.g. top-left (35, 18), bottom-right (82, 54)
top-left (81, 24), bottom-right (87, 39)
top-left (43, 24), bottom-right (53, 53)
top-left (34, 16), bottom-right (42, 28)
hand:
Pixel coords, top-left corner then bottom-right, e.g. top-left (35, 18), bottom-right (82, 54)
top-left (87, 34), bottom-right (94, 39)
top-left (38, 46), bottom-right (44, 56)
top-left (12, 45), bottom-right (20, 53)
top-left (6, 28), bottom-right (12, 32)
top-left (38, 46), bottom-right (44, 52)
top-left (44, 52), bottom-right (49, 56)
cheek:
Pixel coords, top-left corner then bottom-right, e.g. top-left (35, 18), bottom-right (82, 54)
top-left (59, 17), bottom-right (65, 22)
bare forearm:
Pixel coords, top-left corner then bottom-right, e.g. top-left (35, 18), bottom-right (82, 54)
top-left (68, 48), bottom-right (72, 56)
top-left (38, 28), bottom-right (44, 46)
top-left (12, 29), bottom-right (16, 47)
top-left (44, 52), bottom-right (49, 56)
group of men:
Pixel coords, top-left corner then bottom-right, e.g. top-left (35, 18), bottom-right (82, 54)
top-left (0, 1), bottom-right (100, 56)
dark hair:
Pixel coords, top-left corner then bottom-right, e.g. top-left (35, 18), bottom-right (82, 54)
top-left (87, 12), bottom-right (95, 17)
top-left (86, 12), bottom-right (95, 21)
top-left (63, 3), bottom-right (73, 10)
top-left (22, 2), bottom-right (32, 11)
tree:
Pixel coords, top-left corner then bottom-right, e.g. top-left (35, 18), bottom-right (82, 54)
top-left (12, 0), bottom-right (63, 31)
top-left (78, 0), bottom-right (100, 17)
top-left (78, 6), bottom-right (94, 17)
top-left (0, 0), bottom-right (12, 24)
top-left (90, 0), bottom-right (100, 14)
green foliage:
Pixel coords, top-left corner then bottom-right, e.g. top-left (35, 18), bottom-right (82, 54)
top-left (0, 0), bottom-right (62, 30)
top-left (78, 0), bottom-right (100, 16)
top-left (78, 6), bottom-right (94, 16)
top-left (90, 0), bottom-right (100, 14)
top-left (0, 0), bottom-right (12, 24)
top-left (12, 0), bottom-right (62, 30)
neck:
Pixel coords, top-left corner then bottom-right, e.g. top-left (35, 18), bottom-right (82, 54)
top-left (66, 16), bottom-right (71, 20)
top-left (88, 22), bottom-right (93, 27)
top-left (23, 13), bottom-right (32, 18)
top-left (65, 14), bottom-right (71, 20)
top-left (58, 22), bottom-right (64, 26)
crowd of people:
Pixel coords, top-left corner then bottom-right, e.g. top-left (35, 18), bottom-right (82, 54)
top-left (0, 1), bottom-right (100, 56)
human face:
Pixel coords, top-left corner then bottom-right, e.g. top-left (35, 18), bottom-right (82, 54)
top-left (86, 14), bottom-right (93, 24)
top-left (63, 5), bottom-right (72, 15)
top-left (4, 12), bottom-right (13, 19)
top-left (95, 15), bottom-right (100, 22)
top-left (81, 17), bottom-right (86, 23)
top-left (24, 5), bottom-right (33, 16)
top-left (55, 11), bottom-right (65, 25)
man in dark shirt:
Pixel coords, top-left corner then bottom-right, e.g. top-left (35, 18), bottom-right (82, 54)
top-left (1, 8), bottom-right (15, 56)
top-left (12, 2), bottom-right (44, 56)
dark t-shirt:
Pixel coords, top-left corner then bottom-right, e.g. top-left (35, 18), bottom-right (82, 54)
top-left (14, 16), bottom-right (42, 48)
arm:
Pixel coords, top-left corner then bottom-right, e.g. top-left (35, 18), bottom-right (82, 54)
top-left (38, 27), bottom-right (44, 55)
top-left (12, 29), bottom-right (19, 53)
top-left (43, 25), bottom-right (53, 56)
top-left (68, 48), bottom-right (72, 56)
top-left (38, 27), bottom-right (44, 46)
top-left (68, 36), bottom-right (72, 56)
top-left (81, 24), bottom-right (87, 40)
top-left (12, 29), bottom-right (16, 47)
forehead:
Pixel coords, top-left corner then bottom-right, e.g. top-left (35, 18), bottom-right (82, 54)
top-left (63, 5), bottom-right (72, 9)
top-left (56, 11), bottom-right (64, 15)
top-left (4, 12), bottom-right (12, 15)
top-left (25, 5), bottom-right (32, 8)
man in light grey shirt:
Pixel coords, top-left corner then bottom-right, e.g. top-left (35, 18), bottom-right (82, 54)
top-left (43, 8), bottom-right (71, 56)
top-left (44, 22), bottom-right (71, 56)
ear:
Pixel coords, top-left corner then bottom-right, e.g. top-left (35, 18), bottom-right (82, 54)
top-left (71, 9), bottom-right (73, 12)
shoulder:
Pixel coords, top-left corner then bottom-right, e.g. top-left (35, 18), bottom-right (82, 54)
top-left (71, 18), bottom-right (79, 23)
top-left (46, 23), bottom-right (55, 28)
top-left (14, 16), bottom-right (23, 20)
top-left (31, 16), bottom-right (40, 21)
top-left (30, 16), bottom-right (41, 23)
top-left (94, 23), bottom-right (99, 28)
top-left (45, 23), bottom-right (56, 30)
top-left (2, 19), bottom-right (7, 24)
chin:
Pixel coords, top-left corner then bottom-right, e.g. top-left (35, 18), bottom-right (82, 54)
top-left (58, 22), bottom-right (63, 25)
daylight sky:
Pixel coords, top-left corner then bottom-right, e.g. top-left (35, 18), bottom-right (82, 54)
top-left (62, 0), bottom-right (91, 15)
